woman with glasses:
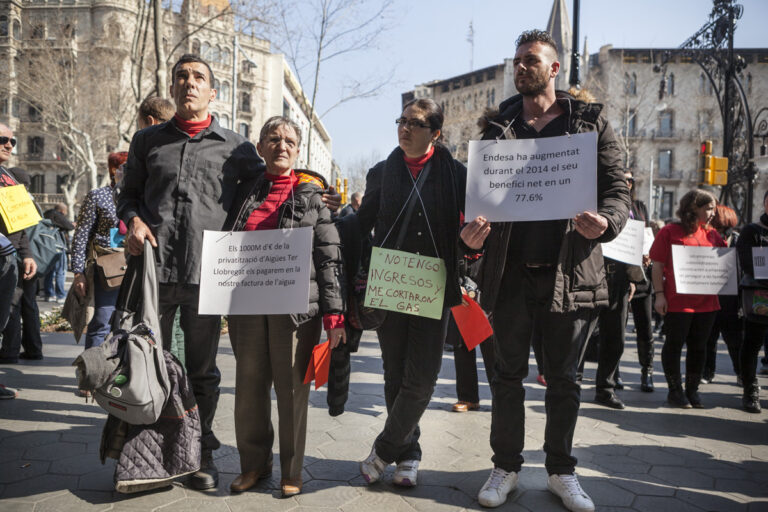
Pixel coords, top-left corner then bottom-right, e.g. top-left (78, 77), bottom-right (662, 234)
top-left (223, 116), bottom-right (345, 497)
top-left (356, 98), bottom-right (488, 487)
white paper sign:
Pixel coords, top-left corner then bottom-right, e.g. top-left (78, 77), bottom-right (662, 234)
top-left (752, 246), bottom-right (768, 279)
top-left (601, 219), bottom-right (646, 266)
top-left (642, 227), bottom-right (655, 255)
top-left (465, 132), bottom-right (598, 222)
top-left (672, 245), bottom-right (737, 296)
top-left (198, 228), bottom-right (313, 315)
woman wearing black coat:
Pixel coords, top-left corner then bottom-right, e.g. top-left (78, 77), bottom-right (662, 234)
top-left (356, 98), bottom-right (486, 487)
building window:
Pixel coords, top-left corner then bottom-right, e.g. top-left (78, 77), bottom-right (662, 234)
top-left (487, 69), bottom-right (495, 80)
top-left (441, 83), bottom-right (449, 93)
top-left (12, 20), bottom-right (20, 40)
top-left (238, 123), bottom-right (249, 138)
top-left (11, 98), bottom-right (19, 118)
top-left (28, 136), bottom-right (45, 156)
top-left (464, 76), bottom-right (472, 87)
top-left (668, 73), bottom-right (675, 96)
top-left (201, 42), bottom-right (210, 60)
top-left (658, 110), bottom-right (673, 137)
top-left (0, 99), bottom-right (6, 115)
top-left (239, 92), bottom-right (251, 113)
top-left (191, 39), bottom-right (200, 54)
top-left (57, 174), bottom-right (68, 193)
top-left (658, 149), bottom-right (672, 178)
top-left (453, 80), bottom-right (461, 90)
top-left (28, 104), bottom-right (41, 121)
top-left (699, 73), bottom-right (713, 95)
top-left (745, 72), bottom-right (752, 95)
top-left (622, 109), bottom-right (637, 137)
top-left (624, 72), bottom-right (637, 96)
top-left (31, 174), bottom-right (45, 194)
top-left (222, 47), bottom-right (230, 65)
top-left (660, 190), bottom-right (674, 219)
top-left (31, 24), bottom-right (44, 39)
top-left (220, 114), bottom-right (230, 129)
top-left (475, 73), bottom-right (484, 84)
top-left (213, 79), bottom-right (220, 94)
top-left (282, 99), bottom-right (290, 118)
top-left (698, 110), bottom-right (714, 136)
top-left (220, 81), bottom-right (230, 102)
top-left (0, 16), bottom-right (8, 37)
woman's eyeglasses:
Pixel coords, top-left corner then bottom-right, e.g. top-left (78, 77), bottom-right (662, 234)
top-left (0, 136), bottom-right (17, 147)
top-left (395, 117), bottom-right (430, 129)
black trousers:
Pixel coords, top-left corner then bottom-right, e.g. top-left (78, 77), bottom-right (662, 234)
top-left (661, 311), bottom-right (717, 381)
top-left (0, 264), bottom-right (43, 359)
top-left (595, 268), bottom-right (629, 395)
top-left (742, 320), bottom-right (768, 389)
top-left (374, 309), bottom-right (449, 463)
top-left (703, 310), bottom-right (744, 378)
top-left (630, 293), bottom-right (654, 371)
top-left (491, 263), bottom-right (595, 475)
top-left (159, 283), bottom-right (222, 451)
top-left (450, 316), bottom-right (495, 404)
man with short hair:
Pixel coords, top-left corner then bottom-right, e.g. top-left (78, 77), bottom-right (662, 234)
top-left (0, 124), bottom-right (38, 365)
top-left (463, 30), bottom-right (629, 511)
top-left (339, 191), bottom-right (362, 218)
top-left (118, 55), bottom-right (264, 490)
top-left (138, 96), bottom-right (176, 128)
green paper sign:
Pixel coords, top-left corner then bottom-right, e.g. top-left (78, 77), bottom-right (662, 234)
top-left (364, 247), bottom-right (446, 320)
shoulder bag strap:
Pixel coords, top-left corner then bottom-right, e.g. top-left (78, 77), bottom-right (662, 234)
top-left (394, 161), bottom-right (432, 250)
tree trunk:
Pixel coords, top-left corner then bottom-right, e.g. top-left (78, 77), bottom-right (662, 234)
top-left (153, 0), bottom-right (167, 98)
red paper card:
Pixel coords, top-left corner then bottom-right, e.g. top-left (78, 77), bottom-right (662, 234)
top-left (450, 294), bottom-right (493, 351)
top-left (303, 340), bottom-right (331, 389)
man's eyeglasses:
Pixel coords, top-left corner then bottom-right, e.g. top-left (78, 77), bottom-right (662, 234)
top-left (0, 136), bottom-right (17, 147)
top-left (626, 177), bottom-right (635, 184)
top-left (396, 117), bottom-right (430, 129)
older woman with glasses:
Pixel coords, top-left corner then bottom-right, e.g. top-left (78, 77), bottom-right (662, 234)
top-left (356, 98), bottom-right (488, 487)
top-left (223, 116), bottom-right (345, 498)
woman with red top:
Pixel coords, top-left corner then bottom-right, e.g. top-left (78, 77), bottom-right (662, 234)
top-left (222, 116), bottom-right (345, 497)
top-left (356, 98), bottom-right (483, 487)
top-left (649, 189), bottom-right (724, 408)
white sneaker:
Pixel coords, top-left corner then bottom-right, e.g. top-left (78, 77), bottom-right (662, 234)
top-left (478, 467), bottom-right (518, 507)
top-left (547, 474), bottom-right (595, 512)
top-left (393, 459), bottom-right (418, 487)
top-left (359, 446), bottom-right (388, 484)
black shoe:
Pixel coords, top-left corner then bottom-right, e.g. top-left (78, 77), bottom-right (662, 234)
top-left (595, 392), bottom-right (625, 409)
top-left (685, 374), bottom-right (703, 408)
top-left (19, 352), bottom-right (43, 360)
top-left (190, 450), bottom-right (218, 490)
top-left (0, 356), bottom-right (19, 364)
top-left (686, 390), bottom-right (703, 408)
top-left (615, 378), bottom-right (625, 390)
top-left (666, 376), bottom-right (691, 409)
top-left (743, 385), bottom-right (761, 414)
top-left (640, 371), bottom-right (654, 392)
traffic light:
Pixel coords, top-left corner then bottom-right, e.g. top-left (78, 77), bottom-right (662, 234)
top-left (699, 140), bottom-right (729, 186)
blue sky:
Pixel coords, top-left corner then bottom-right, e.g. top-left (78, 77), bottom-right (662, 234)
top-left (311, 0), bottom-right (768, 177)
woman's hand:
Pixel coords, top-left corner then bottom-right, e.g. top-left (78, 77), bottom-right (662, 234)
top-left (327, 327), bottom-right (346, 349)
top-left (654, 293), bottom-right (667, 316)
top-left (460, 216), bottom-right (491, 250)
top-left (73, 273), bottom-right (87, 298)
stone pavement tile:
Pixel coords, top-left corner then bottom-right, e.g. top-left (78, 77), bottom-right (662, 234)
top-left (340, 491), bottom-right (417, 512)
top-left (78, 466), bottom-right (120, 492)
top-left (416, 446), bottom-right (462, 469)
top-left (748, 500), bottom-right (768, 512)
top-left (693, 438), bottom-right (753, 462)
top-left (633, 495), bottom-right (704, 512)
top-left (0, 446), bottom-right (24, 464)
top-left (0, 473), bottom-right (76, 501)
top-left (0, 501), bottom-right (34, 511)
top-left (590, 454), bottom-right (651, 474)
top-left (226, 490), bottom-right (298, 511)
top-left (326, 425), bottom-right (379, 443)
top-left (714, 478), bottom-right (768, 499)
top-left (0, 459), bottom-right (50, 484)
top-left (692, 464), bottom-right (751, 481)
top-left (650, 466), bottom-right (714, 489)
top-left (155, 497), bottom-right (231, 511)
top-left (317, 439), bottom-right (373, 462)
top-left (581, 478), bottom-right (635, 507)
top-left (515, 488), bottom-right (570, 512)
top-left (306, 457), bottom-right (363, 482)
top-left (398, 484), bottom-right (475, 511)
top-left (50, 453), bottom-right (112, 476)
top-left (108, 483), bottom-right (186, 510)
top-left (294, 479), bottom-right (361, 508)
top-left (627, 446), bottom-right (686, 466)
top-left (0, 431), bottom-right (61, 452)
top-left (24, 441), bottom-right (85, 461)
top-left (676, 488), bottom-right (749, 511)
top-left (35, 490), bottom-right (114, 512)
top-left (608, 473), bottom-right (677, 497)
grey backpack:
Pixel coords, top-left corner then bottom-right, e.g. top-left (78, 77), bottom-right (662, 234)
top-left (86, 241), bottom-right (170, 424)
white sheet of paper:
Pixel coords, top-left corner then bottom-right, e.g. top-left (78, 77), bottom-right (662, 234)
top-left (672, 245), bottom-right (737, 296)
top-left (601, 219), bottom-right (646, 266)
top-left (642, 227), bottom-right (654, 255)
top-left (198, 228), bottom-right (313, 315)
top-left (465, 132), bottom-right (598, 222)
top-left (752, 246), bottom-right (768, 279)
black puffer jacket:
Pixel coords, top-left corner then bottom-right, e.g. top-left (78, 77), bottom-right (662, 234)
top-left (223, 169), bottom-right (345, 324)
top-left (476, 92), bottom-right (630, 313)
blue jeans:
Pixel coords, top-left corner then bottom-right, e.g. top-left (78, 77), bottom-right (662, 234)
top-left (44, 252), bottom-right (67, 299)
top-left (84, 277), bottom-right (119, 349)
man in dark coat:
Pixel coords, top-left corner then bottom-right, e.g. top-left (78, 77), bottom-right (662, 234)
top-left (461, 30), bottom-right (629, 511)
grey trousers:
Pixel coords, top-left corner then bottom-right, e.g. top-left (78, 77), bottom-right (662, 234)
top-left (228, 314), bottom-right (321, 481)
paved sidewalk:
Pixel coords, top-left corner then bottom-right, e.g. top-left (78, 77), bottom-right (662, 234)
top-left (0, 326), bottom-right (767, 511)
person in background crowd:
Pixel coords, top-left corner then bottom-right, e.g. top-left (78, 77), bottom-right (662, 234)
top-left (43, 203), bottom-right (75, 303)
top-left (702, 204), bottom-right (742, 385)
top-left (625, 171), bottom-right (655, 392)
top-left (0, 129), bottom-right (39, 365)
top-left (356, 97), bottom-right (475, 489)
top-left (137, 96), bottom-right (176, 129)
top-left (339, 191), bottom-right (362, 218)
top-left (735, 191), bottom-right (768, 413)
top-left (223, 116), bottom-right (345, 497)
top-left (71, 152), bottom-right (128, 360)
top-left (649, 189), bottom-right (723, 409)
top-left (470, 30), bottom-right (629, 511)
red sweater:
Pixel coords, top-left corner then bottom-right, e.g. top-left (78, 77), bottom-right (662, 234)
top-left (244, 170), bottom-right (343, 330)
top-left (174, 114), bottom-right (212, 137)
